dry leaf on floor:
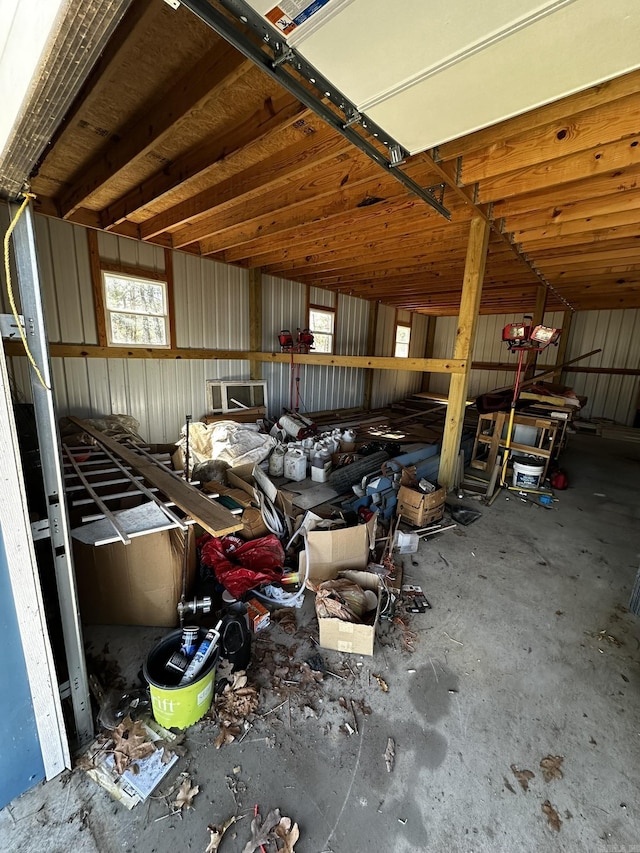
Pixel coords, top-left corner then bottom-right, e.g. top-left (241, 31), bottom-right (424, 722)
top-left (540, 755), bottom-right (564, 783)
top-left (111, 716), bottom-right (155, 775)
top-left (384, 737), bottom-right (395, 772)
top-left (272, 609), bottom-right (297, 635)
top-left (215, 723), bottom-right (242, 749)
top-left (243, 808), bottom-right (282, 853)
top-left (372, 673), bottom-right (389, 692)
top-left (302, 705), bottom-right (317, 719)
top-left (300, 662), bottom-right (323, 684)
top-left (206, 816), bottom-right (240, 852)
top-left (542, 800), bottom-right (562, 831)
top-left (173, 778), bottom-right (199, 811)
top-left (510, 764), bottom-right (535, 792)
top-left (275, 816), bottom-right (300, 853)
top-left (216, 659), bottom-right (235, 682)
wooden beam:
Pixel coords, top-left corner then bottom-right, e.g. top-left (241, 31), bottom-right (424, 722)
top-left (362, 300), bottom-right (379, 410)
top-left (524, 283), bottom-right (548, 379)
top-left (550, 310), bottom-right (573, 381)
top-left (138, 124), bottom-right (347, 239)
top-left (436, 68), bottom-right (640, 161)
top-left (249, 268), bottom-right (262, 380)
top-left (164, 249), bottom-right (177, 350)
top-left (58, 42), bottom-right (250, 217)
top-left (421, 315), bottom-right (437, 392)
top-left (101, 94), bottom-right (306, 228)
top-left (68, 418), bottom-right (242, 538)
top-left (439, 217), bottom-right (490, 489)
top-left (460, 91), bottom-right (640, 184)
top-left (87, 230), bottom-right (107, 347)
top-left (4, 341), bottom-right (466, 373)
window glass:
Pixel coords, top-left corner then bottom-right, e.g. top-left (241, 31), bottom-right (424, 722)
top-left (309, 307), bottom-right (335, 354)
top-left (395, 323), bottom-right (411, 358)
top-left (103, 272), bottom-right (169, 347)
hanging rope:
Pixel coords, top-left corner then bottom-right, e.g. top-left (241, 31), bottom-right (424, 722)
top-left (3, 193), bottom-right (49, 389)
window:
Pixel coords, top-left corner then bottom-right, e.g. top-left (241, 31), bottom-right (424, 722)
top-left (102, 271), bottom-right (170, 347)
top-left (309, 306), bottom-right (335, 354)
top-left (395, 323), bottom-right (411, 358)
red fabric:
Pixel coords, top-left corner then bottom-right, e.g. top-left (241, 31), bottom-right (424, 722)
top-left (199, 533), bottom-right (284, 598)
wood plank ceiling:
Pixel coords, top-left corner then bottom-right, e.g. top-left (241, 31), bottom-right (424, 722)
top-left (29, 0), bottom-right (640, 316)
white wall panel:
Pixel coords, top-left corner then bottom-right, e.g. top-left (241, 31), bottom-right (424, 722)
top-left (309, 286), bottom-right (334, 308)
top-left (336, 293), bottom-right (369, 356)
top-left (370, 306), bottom-right (428, 407)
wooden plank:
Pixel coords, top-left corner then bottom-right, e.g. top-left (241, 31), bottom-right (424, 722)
top-left (524, 283), bottom-right (548, 379)
top-left (4, 341), bottom-right (466, 373)
top-left (421, 315), bottom-right (437, 392)
top-left (164, 248), bottom-right (177, 350)
top-left (59, 43), bottom-right (251, 217)
top-left (461, 91), bottom-right (640, 184)
top-left (437, 68), bottom-right (640, 161)
top-left (477, 134), bottom-right (640, 203)
top-left (249, 268), bottom-right (262, 380)
top-left (87, 229), bottom-right (107, 347)
top-left (511, 195), bottom-right (640, 240)
top-left (439, 216), bottom-right (491, 489)
top-left (102, 94), bottom-right (306, 228)
top-left (362, 299), bottom-right (379, 411)
top-left (139, 124), bottom-right (348, 239)
top-left (68, 418), bottom-right (242, 537)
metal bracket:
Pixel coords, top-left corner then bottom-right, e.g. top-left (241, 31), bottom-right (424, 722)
top-left (426, 183), bottom-right (446, 206)
top-left (431, 145), bottom-right (441, 163)
top-left (343, 108), bottom-right (362, 129)
top-left (389, 145), bottom-right (406, 168)
top-left (163, 0), bottom-right (181, 9)
top-left (455, 157), bottom-right (463, 186)
top-left (0, 312), bottom-right (25, 339)
top-left (272, 46), bottom-right (294, 68)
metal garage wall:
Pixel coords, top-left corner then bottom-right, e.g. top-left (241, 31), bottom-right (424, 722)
top-left (428, 311), bottom-right (565, 400)
top-left (563, 309), bottom-right (640, 425)
top-left (370, 306), bottom-right (429, 408)
top-left (261, 275), bottom-right (368, 416)
top-left (5, 216), bottom-right (250, 443)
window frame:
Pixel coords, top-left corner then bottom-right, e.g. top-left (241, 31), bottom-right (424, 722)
top-left (394, 322), bottom-right (411, 358)
top-left (101, 268), bottom-right (171, 349)
top-left (308, 303), bottom-right (336, 355)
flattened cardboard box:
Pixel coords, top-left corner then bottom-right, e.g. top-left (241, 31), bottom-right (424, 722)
top-left (317, 570), bottom-right (381, 657)
top-left (74, 527), bottom-right (195, 627)
top-left (299, 516), bottom-right (377, 583)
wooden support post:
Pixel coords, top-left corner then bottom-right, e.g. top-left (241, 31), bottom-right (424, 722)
top-left (524, 283), bottom-right (548, 379)
top-left (363, 299), bottom-right (379, 410)
top-left (438, 216), bottom-right (490, 490)
top-left (249, 267), bottom-right (262, 380)
top-left (421, 315), bottom-right (436, 392)
top-left (550, 310), bottom-right (572, 382)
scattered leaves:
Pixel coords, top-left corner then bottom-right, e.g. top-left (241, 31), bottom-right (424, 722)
top-left (213, 671), bottom-right (259, 747)
top-left (540, 755), bottom-right (564, 783)
top-left (302, 705), bottom-right (317, 719)
top-left (111, 716), bottom-right (155, 775)
top-left (372, 673), bottom-right (389, 692)
top-left (215, 723), bottom-right (242, 749)
top-left (275, 816), bottom-right (300, 853)
top-left (206, 816), bottom-right (241, 852)
top-left (272, 609), bottom-right (297, 635)
top-left (173, 778), bottom-right (199, 812)
top-left (384, 737), bottom-right (395, 773)
top-left (243, 808), bottom-right (282, 853)
top-left (542, 800), bottom-right (562, 832)
top-left (216, 659), bottom-right (235, 682)
top-left (300, 662), bottom-right (323, 684)
top-left (511, 764), bottom-right (534, 792)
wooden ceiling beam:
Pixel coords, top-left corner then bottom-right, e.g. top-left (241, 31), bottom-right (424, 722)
top-left (101, 93), bottom-right (307, 229)
top-left (171, 151), bottom-right (389, 248)
top-left (136, 122), bottom-right (349, 239)
top-left (436, 68), bottom-right (640, 161)
top-left (520, 223), bottom-right (640, 252)
top-left (511, 203), bottom-right (640, 243)
top-left (58, 41), bottom-right (251, 218)
top-left (477, 134), bottom-right (640, 203)
top-left (460, 91), bottom-right (640, 185)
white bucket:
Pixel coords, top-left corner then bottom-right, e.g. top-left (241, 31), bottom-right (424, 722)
top-left (512, 457), bottom-right (544, 489)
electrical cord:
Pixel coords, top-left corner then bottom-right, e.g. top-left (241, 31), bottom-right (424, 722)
top-left (3, 192), bottom-right (50, 389)
top-left (257, 488), bottom-right (285, 537)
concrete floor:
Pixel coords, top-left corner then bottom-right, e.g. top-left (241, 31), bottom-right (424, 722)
top-left (2, 434), bottom-right (639, 853)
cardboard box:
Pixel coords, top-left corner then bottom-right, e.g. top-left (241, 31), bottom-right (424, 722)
top-left (239, 506), bottom-right (269, 540)
top-left (299, 516), bottom-right (376, 583)
top-left (396, 469), bottom-right (445, 526)
top-left (246, 597), bottom-right (270, 632)
top-left (73, 527), bottom-right (195, 627)
top-left (316, 570), bottom-right (381, 656)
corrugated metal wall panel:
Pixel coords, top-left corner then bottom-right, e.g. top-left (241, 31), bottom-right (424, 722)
top-left (96, 230), bottom-right (165, 272)
top-left (309, 286), bottom-right (334, 308)
top-left (370, 307), bottom-right (428, 407)
top-left (336, 293), bottom-right (369, 356)
top-left (563, 309), bottom-right (640, 424)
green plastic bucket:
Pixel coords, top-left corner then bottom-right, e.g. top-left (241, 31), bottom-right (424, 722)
top-left (143, 628), bottom-right (218, 729)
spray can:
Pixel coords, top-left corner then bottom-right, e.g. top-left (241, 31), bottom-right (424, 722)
top-left (179, 620), bottom-right (222, 685)
top-left (180, 625), bottom-right (199, 657)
